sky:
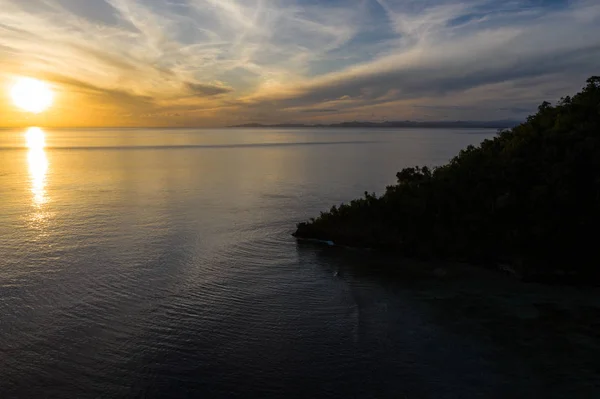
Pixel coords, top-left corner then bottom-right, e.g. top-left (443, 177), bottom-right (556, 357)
top-left (0, 0), bottom-right (599, 127)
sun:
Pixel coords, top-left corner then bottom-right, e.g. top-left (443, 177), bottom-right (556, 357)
top-left (10, 77), bottom-right (54, 114)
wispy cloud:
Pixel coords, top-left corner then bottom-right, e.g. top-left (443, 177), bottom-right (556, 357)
top-left (0, 0), bottom-right (598, 126)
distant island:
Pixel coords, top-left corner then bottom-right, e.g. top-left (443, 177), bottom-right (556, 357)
top-left (230, 120), bottom-right (519, 129)
top-left (294, 77), bottom-right (600, 284)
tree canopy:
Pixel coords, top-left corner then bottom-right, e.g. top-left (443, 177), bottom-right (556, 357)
top-left (294, 77), bottom-right (600, 281)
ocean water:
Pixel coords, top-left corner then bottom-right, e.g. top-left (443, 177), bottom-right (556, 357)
top-left (1, 127), bottom-right (598, 398)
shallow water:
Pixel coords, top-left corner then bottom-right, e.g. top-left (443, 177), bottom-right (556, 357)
top-left (1, 127), bottom-right (598, 398)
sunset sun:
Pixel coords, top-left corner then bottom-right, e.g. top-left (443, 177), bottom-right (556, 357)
top-left (10, 77), bottom-right (54, 114)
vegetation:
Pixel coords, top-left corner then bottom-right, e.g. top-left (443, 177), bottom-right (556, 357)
top-left (294, 77), bottom-right (600, 281)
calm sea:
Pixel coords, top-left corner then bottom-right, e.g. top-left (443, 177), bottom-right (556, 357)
top-left (1, 128), bottom-right (597, 398)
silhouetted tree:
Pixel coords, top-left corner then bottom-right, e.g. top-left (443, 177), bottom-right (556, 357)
top-left (294, 77), bottom-right (600, 281)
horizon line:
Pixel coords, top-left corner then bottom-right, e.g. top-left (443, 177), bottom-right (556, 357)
top-left (0, 119), bottom-right (522, 130)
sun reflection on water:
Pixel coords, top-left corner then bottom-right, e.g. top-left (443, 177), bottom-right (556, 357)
top-left (26, 127), bottom-right (49, 206)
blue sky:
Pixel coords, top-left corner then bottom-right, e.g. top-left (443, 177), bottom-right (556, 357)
top-left (0, 0), bottom-right (599, 126)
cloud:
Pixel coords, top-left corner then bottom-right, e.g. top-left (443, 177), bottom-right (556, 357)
top-left (44, 73), bottom-right (155, 109)
top-left (185, 82), bottom-right (233, 97)
top-left (241, 0), bottom-right (600, 122)
top-left (299, 109), bottom-right (339, 113)
top-left (0, 0), bottom-right (598, 126)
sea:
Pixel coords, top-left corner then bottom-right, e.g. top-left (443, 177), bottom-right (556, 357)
top-left (1, 127), bottom-right (598, 398)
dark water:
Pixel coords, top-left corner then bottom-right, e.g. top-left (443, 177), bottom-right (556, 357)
top-left (1, 128), bottom-right (598, 398)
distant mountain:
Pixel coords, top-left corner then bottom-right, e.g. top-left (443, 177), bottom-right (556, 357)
top-left (229, 120), bottom-right (520, 129)
top-left (231, 123), bottom-right (310, 128)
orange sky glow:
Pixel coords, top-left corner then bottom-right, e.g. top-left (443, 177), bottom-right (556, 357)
top-left (1, 0), bottom-right (599, 127)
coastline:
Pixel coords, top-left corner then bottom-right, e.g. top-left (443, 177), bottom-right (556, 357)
top-left (293, 77), bottom-right (600, 286)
